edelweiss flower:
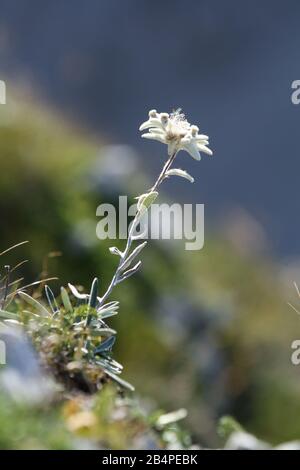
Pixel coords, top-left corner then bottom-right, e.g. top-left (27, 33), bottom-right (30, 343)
top-left (139, 109), bottom-right (213, 160)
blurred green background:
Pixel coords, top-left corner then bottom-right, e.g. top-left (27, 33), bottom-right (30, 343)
top-left (1, 93), bottom-right (300, 448)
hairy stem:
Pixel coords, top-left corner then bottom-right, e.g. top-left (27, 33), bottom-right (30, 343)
top-left (99, 151), bottom-right (177, 306)
top-left (150, 151), bottom-right (177, 193)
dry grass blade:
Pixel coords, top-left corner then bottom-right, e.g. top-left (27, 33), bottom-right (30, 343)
top-left (0, 265), bottom-right (10, 309)
top-left (0, 277), bottom-right (24, 290)
top-left (288, 302), bottom-right (300, 315)
top-left (7, 277), bottom-right (58, 298)
top-left (9, 259), bottom-right (29, 273)
top-left (0, 241), bottom-right (29, 257)
top-left (293, 281), bottom-right (300, 298)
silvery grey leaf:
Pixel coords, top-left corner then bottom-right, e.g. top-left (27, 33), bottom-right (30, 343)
top-left (109, 246), bottom-right (123, 257)
top-left (136, 191), bottom-right (158, 213)
top-left (45, 285), bottom-right (59, 314)
top-left (60, 287), bottom-right (73, 312)
top-left (120, 241), bottom-right (147, 271)
top-left (0, 309), bottom-right (19, 320)
top-left (104, 369), bottom-right (135, 392)
top-left (68, 283), bottom-right (89, 300)
top-left (89, 328), bottom-right (116, 337)
top-left (165, 168), bottom-right (194, 183)
top-left (88, 278), bottom-right (99, 309)
top-left (97, 300), bottom-right (119, 318)
top-left (94, 335), bottom-right (116, 354)
top-left (18, 291), bottom-right (49, 317)
top-left (117, 261), bottom-right (142, 284)
top-left (99, 310), bottom-right (118, 320)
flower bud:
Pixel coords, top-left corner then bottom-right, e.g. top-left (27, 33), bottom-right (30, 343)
top-left (191, 125), bottom-right (199, 137)
top-left (149, 109), bottom-right (157, 117)
top-left (160, 113), bottom-right (169, 125)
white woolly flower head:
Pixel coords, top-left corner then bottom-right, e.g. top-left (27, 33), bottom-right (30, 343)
top-left (139, 108), bottom-right (213, 161)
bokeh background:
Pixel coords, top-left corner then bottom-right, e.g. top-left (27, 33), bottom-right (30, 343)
top-left (1, 0), bottom-right (300, 447)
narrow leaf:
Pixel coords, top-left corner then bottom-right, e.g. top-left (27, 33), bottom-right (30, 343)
top-left (60, 287), bottom-right (73, 312)
top-left (97, 301), bottom-right (119, 318)
top-left (117, 261), bottom-right (142, 284)
top-left (94, 335), bottom-right (116, 354)
top-left (104, 369), bottom-right (135, 392)
top-left (136, 191), bottom-right (158, 213)
top-left (98, 300), bottom-right (119, 313)
top-left (18, 291), bottom-right (49, 317)
top-left (8, 277), bottom-right (58, 299)
top-left (100, 310), bottom-right (118, 320)
top-left (45, 285), bottom-right (59, 314)
top-left (88, 278), bottom-right (99, 309)
top-left (156, 409), bottom-right (187, 428)
top-left (3, 319), bottom-right (20, 325)
top-left (89, 328), bottom-right (117, 337)
top-left (165, 168), bottom-right (194, 183)
top-left (120, 241), bottom-right (147, 271)
top-left (0, 309), bottom-right (19, 320)
top-left (109, 247), bottom-right (123, 257)
top-left (68, 283), bottom-right (88, 300)
top-left (96, 358), bottom-right (122, 374)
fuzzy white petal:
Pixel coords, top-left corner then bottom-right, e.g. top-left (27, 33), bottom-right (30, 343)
top-left (196, 134), bottom-right (209, 140)
top-left (167, 140), bottom-right (178, 156)
top-left (180, 134), bottom-right (191, 144)
top-left (149, 127), bottom-right (165, 135)
top-left (142, 133), bottom-right (166, 144)
top-left (140, 109), bottom-right (212, 161)
top-left (197, 139), bottom-right (209, 146)
top-left (139, 118), bottom-right (164, 131)
top-left (182, 142), bottom-right (201, 161)
top-left (197, 144), bottom-right (213, 156)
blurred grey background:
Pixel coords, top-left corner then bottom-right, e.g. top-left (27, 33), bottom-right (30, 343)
top-left (0, 0), bottom-right (299, 257)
